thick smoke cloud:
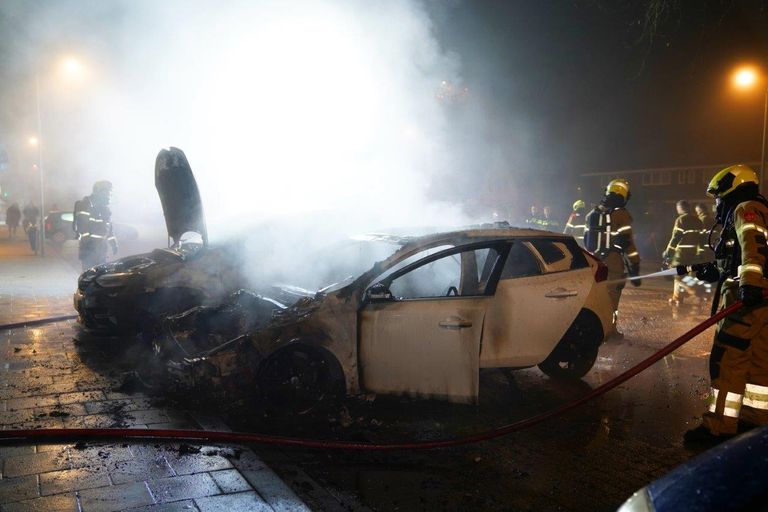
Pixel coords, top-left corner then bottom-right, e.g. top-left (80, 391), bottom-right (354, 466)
top-left (15, 1), bottom-right (468, 224)
top-left (2, 0), bottom-right (528, 287)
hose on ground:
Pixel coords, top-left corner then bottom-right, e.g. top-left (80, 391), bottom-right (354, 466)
top-left (0, 300), bottom-right (743, 450)
top-left (0, 315), bottom-right (78, 331)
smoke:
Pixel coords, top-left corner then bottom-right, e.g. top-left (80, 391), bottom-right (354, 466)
top-left (2, 0), bottom-right (530, 288)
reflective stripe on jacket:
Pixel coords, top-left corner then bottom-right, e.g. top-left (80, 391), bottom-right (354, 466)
top-left (585, 206), bottom-right (640, 264)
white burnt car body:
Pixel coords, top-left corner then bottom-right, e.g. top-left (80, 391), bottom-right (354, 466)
top-left (160, 227), bottom-right (615, 407)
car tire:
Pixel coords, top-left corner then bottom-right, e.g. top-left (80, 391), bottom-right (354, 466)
top-left (256, 345), bottom-right (344, 416)
top-left (538, 309), bottom-right (603, 380)
top-left (51, 230), bottom-right (67, 245)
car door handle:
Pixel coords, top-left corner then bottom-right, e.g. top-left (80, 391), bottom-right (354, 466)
top-left (439, 316), bottom-right (473, 330)
top-left (545, 288), bottom-right (579, 298)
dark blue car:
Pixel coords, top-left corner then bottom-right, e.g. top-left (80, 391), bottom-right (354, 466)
top-left (618, 425), bottom-right (768, 511)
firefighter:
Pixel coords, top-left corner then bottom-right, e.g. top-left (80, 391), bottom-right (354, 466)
top-left (525, 205), bottom-right (542, 226)
top-left (540, 206), bottom-right (560, 230)
top-left (563, 199), bottom-right (587, 244)
top-left (695, 202), bottom-right (717, 262)
top-left (584, 178), bottom-right (641, 336)
top-left (683, 164), bottom-right (768, 446)
top-left (74, 181), bottom-right (118, 271)
top-left (663, 200), bottom-right (701, 305)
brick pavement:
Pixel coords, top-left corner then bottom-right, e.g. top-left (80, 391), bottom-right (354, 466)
top-left (0, 235), bottom-right (311, 511)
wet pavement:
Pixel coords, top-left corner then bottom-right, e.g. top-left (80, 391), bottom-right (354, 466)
top-left (0, 231), bottom-right (724, 511)
top-left (0, 235), bottom-right (310, 511)
top-left (250, 276), bottom-right (720, 511)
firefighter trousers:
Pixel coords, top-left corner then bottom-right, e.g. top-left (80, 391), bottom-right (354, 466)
top-left (703, 285), bottom-right (768, 434)
top-left (603, 251), bottom-right (625, 312)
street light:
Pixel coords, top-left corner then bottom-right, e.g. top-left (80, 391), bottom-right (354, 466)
top-left (34, 55), bottom-right (87, 257)
top-left (731, 65), bottom-right (768, 191)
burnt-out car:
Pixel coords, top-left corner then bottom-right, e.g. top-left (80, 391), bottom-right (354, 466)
top-left (156, 227), bottom-right (616, 411)
top-left (74, 147), bottom-right (242, 334)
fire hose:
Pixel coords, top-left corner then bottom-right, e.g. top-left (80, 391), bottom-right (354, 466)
top-left (0, 299), bottom-right (744, 450)
top-left (0, 315), bottom-right (78, 331)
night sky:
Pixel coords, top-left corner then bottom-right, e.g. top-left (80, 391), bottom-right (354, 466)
top-left (432, 0), bottom-right (768, 175)
top-left (1, 1), bottom-right (767, 220)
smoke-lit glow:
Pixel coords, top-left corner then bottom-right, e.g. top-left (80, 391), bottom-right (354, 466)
top-left (32, 0), bottom-right (472, 240)
top-left (3, 0), bottom-right (533, 287)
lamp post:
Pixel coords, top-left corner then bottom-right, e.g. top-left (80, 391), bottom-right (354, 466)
top-left (32, 55), bottom-right (86, 257)
top-left (34, 74), bottom-right (45, 256)
top-left (732, 66), bottom-right (768, 191)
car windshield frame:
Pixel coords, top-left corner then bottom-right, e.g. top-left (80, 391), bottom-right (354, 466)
top-left (369, 239), bottom-right (512, 299)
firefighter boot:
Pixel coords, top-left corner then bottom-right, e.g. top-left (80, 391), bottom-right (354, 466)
top-left (683, 425), bottom-right (734, 449)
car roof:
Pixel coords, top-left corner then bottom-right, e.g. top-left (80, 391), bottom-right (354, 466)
top-left (343, 225), bottom-right (572, 296)
top-left (364, 225), bottom-right (570, 252)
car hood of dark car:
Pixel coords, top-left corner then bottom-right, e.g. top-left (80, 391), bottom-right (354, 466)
top-left (155, 147), bottom-right (208, 247)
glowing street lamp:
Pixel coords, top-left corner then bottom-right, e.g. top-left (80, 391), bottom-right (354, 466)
top-left (734, 67), bottom-right (758, 89)
top-left (731, 65), bottom-right (768, 189)
top-left (34, 54), bottom-right (88, 256)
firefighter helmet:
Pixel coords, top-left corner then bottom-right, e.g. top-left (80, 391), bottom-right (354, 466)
top-left (707, 164), bottom-right (758, 198)
top-left (572, 199), bottom-right (585, 211)
top-left (92, 180), bottom-right (113, 194)
top-left (605, 178), bottom-right (630, 200)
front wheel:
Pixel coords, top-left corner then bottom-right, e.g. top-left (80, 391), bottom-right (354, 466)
top-left (257, 346), bottom-right (344, 416)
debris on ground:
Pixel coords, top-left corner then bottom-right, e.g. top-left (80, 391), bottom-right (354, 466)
top-left (177, 444), bottom-right (201, 455)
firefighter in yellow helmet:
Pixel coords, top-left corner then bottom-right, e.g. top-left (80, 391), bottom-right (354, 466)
top-left (584, 178), bottom-right (641, 336)
top-left (663, 200), bottom-right (701, 305)
top-left (563, 199), bottom-right (587, 245)
top-left (682, 164), bottom-right (768, 446)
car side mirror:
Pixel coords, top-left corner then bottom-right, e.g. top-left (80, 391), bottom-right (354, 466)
top-left (366, 282), bottom-right (393, 302)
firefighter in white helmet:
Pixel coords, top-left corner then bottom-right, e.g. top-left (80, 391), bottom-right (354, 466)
top-left (682, 164), bottom-right (768, 446)
top-left (584, 178), bottom-right (641, 336)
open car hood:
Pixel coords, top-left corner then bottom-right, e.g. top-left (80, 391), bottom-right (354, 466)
top-left (155, 147), bottom-right (208, 247)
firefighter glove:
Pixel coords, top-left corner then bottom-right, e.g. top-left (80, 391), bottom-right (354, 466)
top-left (629, 262), bottom-right (641, 287)
top-left (695, 262), bottom-right (720, 283)
top-left (739, 284), bottom-right (764, 307)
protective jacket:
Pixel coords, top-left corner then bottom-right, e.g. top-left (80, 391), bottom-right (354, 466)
top-left (705, 198), bottom-right (768, 435)
top-left (585, 203), bottom-right (640, 315)
top-left (665, 212), bottom-right (701, 267)
top-left (563, 211), bottom-right (586, 243)
top-left (73, 195), bottom-right (117, 269)
top-left (584, 205), bottom-right (640, 266)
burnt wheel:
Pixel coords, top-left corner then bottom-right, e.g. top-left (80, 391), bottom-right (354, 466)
top-left (257, 346), bottom-right (343, 415)
top-left (538, 310), bottom-right (602, 380)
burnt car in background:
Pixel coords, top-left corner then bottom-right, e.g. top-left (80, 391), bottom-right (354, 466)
top-left (74, 147), bottom-right (243, 334)
top-left (157, 226), bottom-right (616, 411)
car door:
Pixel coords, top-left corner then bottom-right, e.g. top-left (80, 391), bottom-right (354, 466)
top-left (481, 238), bottom-right (593, 368)
top-left (359, 243), bottom-right (506, 403)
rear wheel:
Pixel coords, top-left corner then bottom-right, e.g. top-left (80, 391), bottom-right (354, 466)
top-left (51, 230), bottom-right (68, 245)
top-left (257, 346), bottom-right (343, 416)
top-left (538, 310), bottom-right (602, 380)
